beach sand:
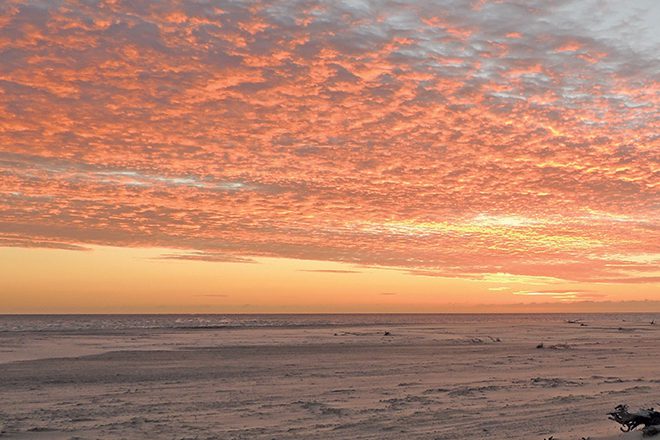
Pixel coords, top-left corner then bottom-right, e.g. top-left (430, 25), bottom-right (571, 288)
top-left (1, 315), bottom-right (658, 439)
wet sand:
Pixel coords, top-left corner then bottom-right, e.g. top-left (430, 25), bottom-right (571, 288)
top-left (1, 315), bottom-right (659, 439)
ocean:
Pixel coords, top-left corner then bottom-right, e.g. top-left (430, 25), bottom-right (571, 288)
top-left (0, 312), bottom-right (656, 332)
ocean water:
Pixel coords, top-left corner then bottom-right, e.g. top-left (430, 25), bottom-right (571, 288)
top-left (0, 313), bottom-right (656, 333)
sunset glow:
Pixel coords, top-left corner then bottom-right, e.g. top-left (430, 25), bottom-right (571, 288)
top-left (1, 0), bottom-right (658, 312)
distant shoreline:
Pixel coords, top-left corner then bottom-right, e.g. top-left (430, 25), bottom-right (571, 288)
top-left (1, 311), bottom-right (660, 316)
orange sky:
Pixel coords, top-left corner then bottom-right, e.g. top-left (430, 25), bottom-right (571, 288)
top-left (0, 0), bottom-right (658, 313)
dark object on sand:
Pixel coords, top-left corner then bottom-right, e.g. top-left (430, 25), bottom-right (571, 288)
top-left (383, 331), bottom-right (391, 336)
top-left (608, 404), bottom-right (660, 436)
top-left (536, 342), bottom-right (571, 350)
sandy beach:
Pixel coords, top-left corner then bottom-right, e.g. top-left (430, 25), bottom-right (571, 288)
top-left (1, 314), bottom-right (659, 440)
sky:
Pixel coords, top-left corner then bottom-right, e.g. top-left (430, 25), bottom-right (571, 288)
top-left (0, 0), bottom-right (658, 313)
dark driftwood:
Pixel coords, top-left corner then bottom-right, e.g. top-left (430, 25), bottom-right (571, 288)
top-left (608, 404), bottom-right (660, 436)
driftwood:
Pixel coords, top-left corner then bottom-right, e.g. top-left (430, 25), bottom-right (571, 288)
top-left (609, 405), bottom-right (660, 436)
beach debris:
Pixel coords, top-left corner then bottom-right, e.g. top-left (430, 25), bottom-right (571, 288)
top-left (617, 327), bottom-right (635, 332)
top-left (651, 320), bottom-right (656, 326)
top-left (530, 377), bottom-right (581, 388)
top-left (465, 335), bottom-right (501, 344)
top-left (608, 404), bottom-right (660, 436)
top-left (383, 331), bottom-right (391, 336)
top-left (536, 342), bottom-right (571, 350)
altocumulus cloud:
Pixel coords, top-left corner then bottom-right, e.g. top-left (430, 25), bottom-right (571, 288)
top-left (0, 0), bottom-right (658, 284)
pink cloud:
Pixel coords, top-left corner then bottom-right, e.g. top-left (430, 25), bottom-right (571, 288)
top-left (0, 0), bottom-right (657, 284)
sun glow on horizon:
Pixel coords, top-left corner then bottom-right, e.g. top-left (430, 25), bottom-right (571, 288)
top-left (1, 245), bottom-right (658, 313)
